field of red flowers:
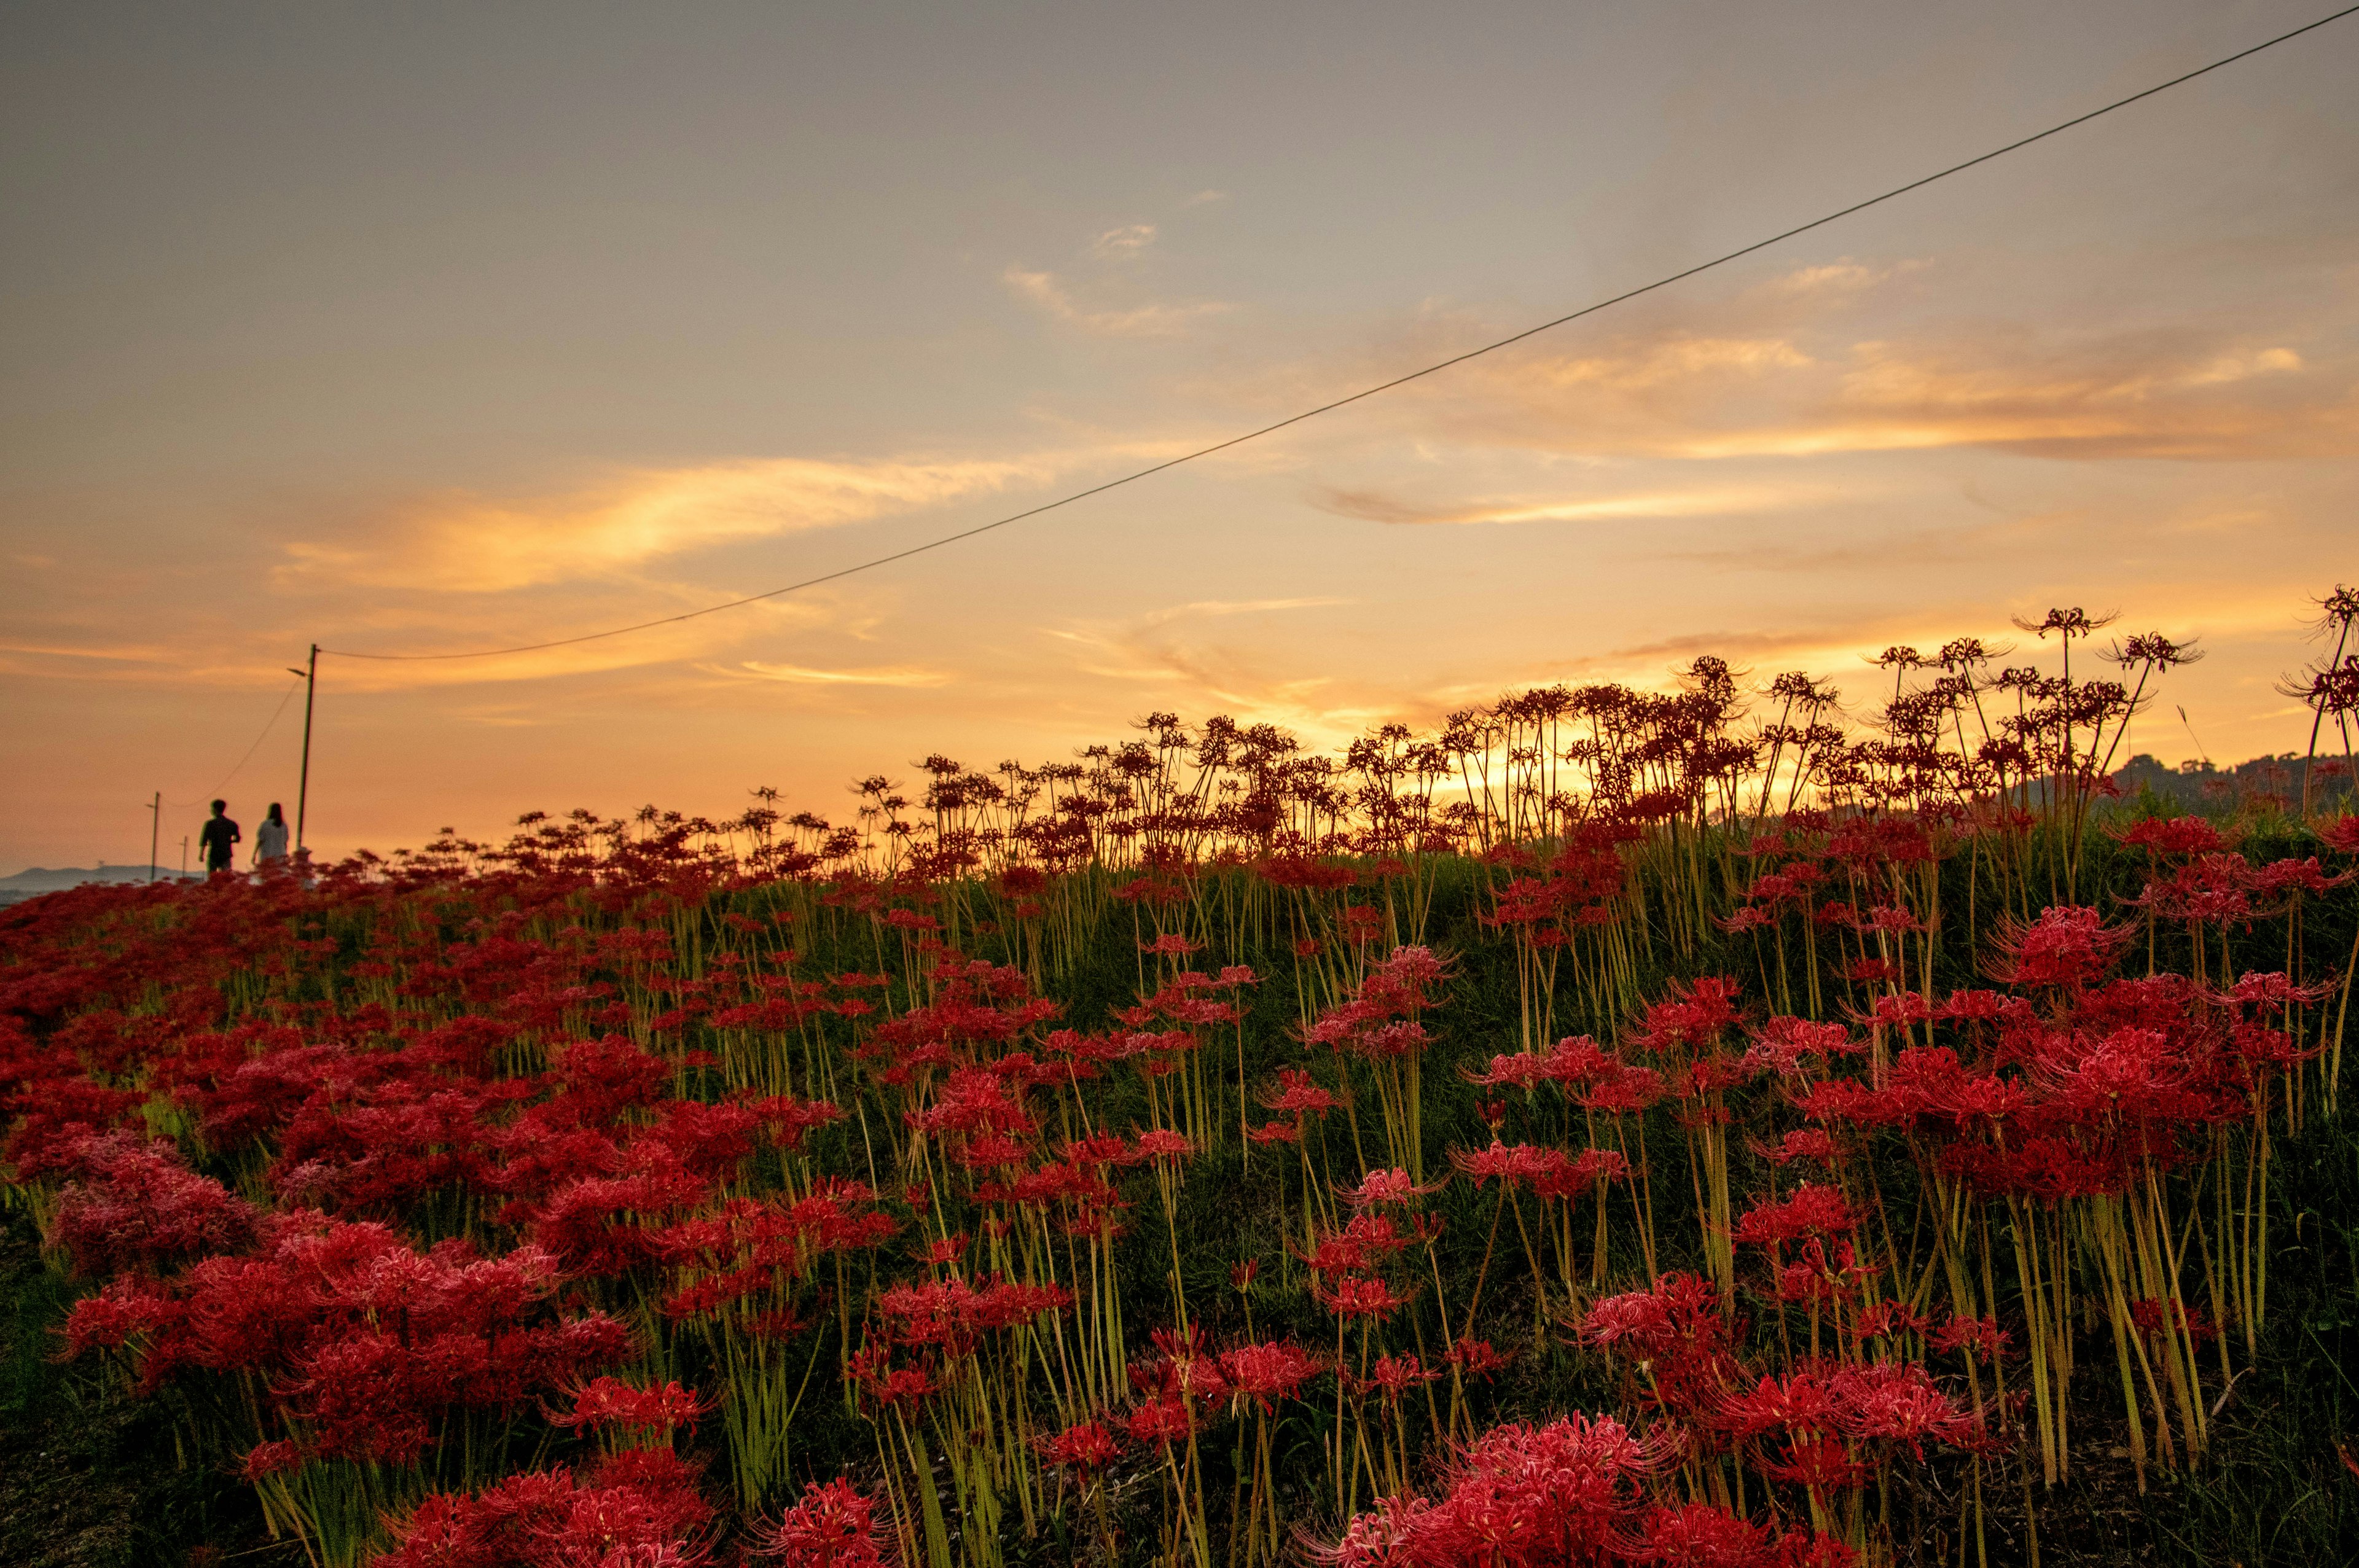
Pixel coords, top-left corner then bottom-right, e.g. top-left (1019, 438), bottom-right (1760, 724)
top-left (5, 598), bottom-right (2358, 1568)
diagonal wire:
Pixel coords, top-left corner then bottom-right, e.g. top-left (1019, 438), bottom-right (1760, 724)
top-left (323, 3), bottom-right (2359, 663)
top-left (166, 674), bottom-right (306, 808)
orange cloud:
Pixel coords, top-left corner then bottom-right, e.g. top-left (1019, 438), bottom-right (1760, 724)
top-left (727, 660), bottom-right (949, 687)
top-left (278, 454), bottom-right (1061, 594)
top-left (1422, 323), bottom-right (2352, 462)
top-left (1313, 483), bottom-right (1828, 527)
top-left (1209, 255), bottom-right (2357, 468)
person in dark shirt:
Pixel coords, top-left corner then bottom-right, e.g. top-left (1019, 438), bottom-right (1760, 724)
top-left (198, 800), bottom-right (241, 876)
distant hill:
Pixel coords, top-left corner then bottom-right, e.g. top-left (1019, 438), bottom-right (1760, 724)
top-left (0, 864), bottom-right (198, 907)
top-left (2111, 752), bottom-right (2353, 814)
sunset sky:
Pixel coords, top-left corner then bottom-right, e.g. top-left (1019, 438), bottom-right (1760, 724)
top-left (4, 1), bottom-right (2355, 873)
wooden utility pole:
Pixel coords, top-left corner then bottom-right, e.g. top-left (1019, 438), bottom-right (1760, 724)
top-left (147, 791), bottom-right (160, 882)
top-left (289, 645), bottom-right (319, 857)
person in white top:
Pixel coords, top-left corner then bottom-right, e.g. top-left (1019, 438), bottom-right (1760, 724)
top-left (254, 803), bottom-right (291, 868)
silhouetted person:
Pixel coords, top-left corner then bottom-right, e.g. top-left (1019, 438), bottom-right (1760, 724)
top-left (199, 800), bottom-right (240, 877)
top-left (254, 803), bottom-right (289, 868)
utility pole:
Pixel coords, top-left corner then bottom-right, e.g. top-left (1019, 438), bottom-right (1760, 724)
top-left (179, 837), bottom-right (189, 878)
top-left (288, 644), bottom-right (319, 858)
top-left (147, 791), bottom-right (160, 882)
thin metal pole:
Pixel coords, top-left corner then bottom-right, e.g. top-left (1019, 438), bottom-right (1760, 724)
top-left (294, 644), bottom-right (318, 857)
top-left (148, 791), bottom-right (160, 883)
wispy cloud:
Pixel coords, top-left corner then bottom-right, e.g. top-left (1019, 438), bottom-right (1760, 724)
top-left (1001, 267), bottom-right (1231, 339)
top-left (1092, 224), bottom-right (1157, 260)
top-left (726, 660), bottom-right (949, 687)
top-left (276, 453), bottom-right (1060, 594)
top-left (1428, 316), bottom-right (2351, 463)
top-left (0, 639), bottom-right (176, 663)
top-left (1137, 596), bottom-right (1350, 623)
top-left (1313, 484), bottom-right (1823, 527)
top-left (1205, 258), bottom-right (2355, 468)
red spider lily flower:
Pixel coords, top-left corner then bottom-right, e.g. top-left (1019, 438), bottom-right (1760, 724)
top-left (1358, 1020), bottom-right (1432, 1058)
top-left (1577, 1274), bottom-right (1740, 1414)
top-left (1060, 1133), bottom-right (1133, 1166)
top-left (1630, 1500), bottom-right (1782, 1567)
top-left (2128, 1297), bottom-right (2220, 1348)
top-left (1929, 1314), bottom-right (2011, 1363)
top-left (1866, 991), bottom-right (1935, 1028)
top-left (44, 1135), bottom-right (257, 1277)
top-left (240, 1439), bottom-right (305, 1481)
top-left (1444, 1336), bottom-right (1508, 1379)
top-left (2221, 970), bottom-right (2337, 1014)
top-left (1825, 1360), bottom-right (1985, 1457)
top-left (1718, 905), bottom-right (1777, 935)
top-left (1131, 1128), bottom-right (1194, 1164)
top-left (1935, 988), bottom-right (2012, 1023)
top-left (743, 1092), bottom-right (843, 1152)
top-left (1731, 1184), bottom-right (1855, 1249)
top-left (1339, 1168), bottom-right (1446, 1208)
top-left (1313, 1413), bottom-right (1680, 1567)
top-left (63, 1212), bottom-right (635, 1464)
top-left (1125, 1394), bottom-right (1197, 1448)
top-left (751, 1477), bottom-right (893, 1567)
top-left (546, 1376), bottom-right (713, 1437)
top-left (1775, 1239), bottom-right (1871, 1308)
top-left (1350, 1352), bottom-right (1438, 1400)
top-left (1855, 905), bottom-right (1925, 937)
top-left (867, 1364), bottom-right (938, 1410)
top-left (1316, 1495), bottom-right (1433, 1567)
top-left (1579, 1064), bottom-right (1668, 1116)
top-left (1295, 1227), bottom-right (1370, 1276)
top-left (1313, 1276), bottom-right (1415, 1322)
top-left (1261, 1068), bottom-right (1338, 1116)
top-left (2111, 816), bottom-right (2228, 857)
top-left (1466, 1050), bottom-right (1551, 1091)
top-left (951, 1131), bottom-right (1029, 1171)
top-left (1742, 1018), bottom-right (1859, 1079)
top-left (2255, 856), bottom-right (2350, 899)
top-left (1987, 907), bottom-right (2133, 991)
top-left (1035, 1417), bottom-right (1124, 1473)
top-left (1628, 976), bottom-right (1743, 1054)
top-left (894, 1232), bottom-right (962, 1271)
top-left (1761, 1128), bottom-right (1837, 1166)
top-left (1718, 1370), bottom-right (1841, 1443)
top-left (378, 1449), bottom-right (714, 1568)
top-left (1778, 1531), bottom-right (1862, 1568)
top-left (1756, 1427), bottom-right (1869, 1494)
top-left (1449, 1140), bottom-right (1559, 1190)
top-left (1219, 1340), bottom-right (1323, 1412)
top-left (1852, 1300), bottom-right (1931, 1344)
top-left (1138, 1324), bottom-right (1231, 1404)
top-left (1297, 1213), bottom-right (1416, 1276)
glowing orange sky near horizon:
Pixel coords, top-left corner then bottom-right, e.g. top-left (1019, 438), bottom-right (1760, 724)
top-left (3, 2), bottom-right (2355, 873)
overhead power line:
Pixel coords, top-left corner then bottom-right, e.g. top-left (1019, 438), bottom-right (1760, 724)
top-left (167, 673), bottom-right (307, 808)
top-left (324, 4), bottom-right (2358, 664)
